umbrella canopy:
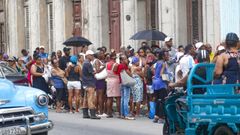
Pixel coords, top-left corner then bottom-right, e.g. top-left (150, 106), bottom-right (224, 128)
top-left (63, 36), bottom-right (92, 47)
top-left (130, 30), bottom-right (167, 41)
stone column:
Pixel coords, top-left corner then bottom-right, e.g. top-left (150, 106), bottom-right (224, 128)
top-left (202, 0), bottom-right (221, 49)
top-left (29, 0), bottom-right (40, 54)
top-left (81, 0), bottom-right (109, 51)
top-left (53, 0), bottom-right (65, 52)
top-left (121, 0), bottom-right (135, 48)
top-left (7, 0), bottom-right (18, 55)
top-left (158, 0), bottom-right (188, 47)
top-left (15, 1), bottom-right (25, 56)
top-left (85, 0), bottom-right (102, 50)
top-left (39, 0), bottom-right (48, 52)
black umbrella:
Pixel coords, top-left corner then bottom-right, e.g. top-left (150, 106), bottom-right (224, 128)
top-left (130, 30), bottom-right (167, 41)
top-left (63, 36), bottom-right (92, 47)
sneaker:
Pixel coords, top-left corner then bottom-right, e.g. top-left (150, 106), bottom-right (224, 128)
top-left (97, 113), bottom-right (108, 117)
top-left (125, 116), bottom-right (135, 120)
top-left (158, 119), bottom-right (165, 123)
top-left (153, 118), bottom-right (159, 123)
top-left (69, 111), bottom-right (74, 114)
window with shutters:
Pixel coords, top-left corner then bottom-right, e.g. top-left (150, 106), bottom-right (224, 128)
top-left (187, 0), bottom-right (203, 43)
top-left (24, 4), bottom-right (30, 50)
top-left (47, 3), bottom-right (53, 53)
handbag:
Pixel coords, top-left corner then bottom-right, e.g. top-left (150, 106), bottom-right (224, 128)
top-left (162, 74), bottom-right (170, 82)
top-left (120, 70), bottom-right (136, 86)
top-left (95, 68), bottom-right (107, 80)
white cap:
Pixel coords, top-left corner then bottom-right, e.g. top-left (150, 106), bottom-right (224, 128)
top-left (217, 46), bottom-right (225, 51)
top-left (195, 42), bottom-right (204, 50)
top-left (86, 50), bottom-right (94, 55)
top-left (164, 37), bottom-right (172, 42)
top-left (39, 46), bottom-right (45, 49)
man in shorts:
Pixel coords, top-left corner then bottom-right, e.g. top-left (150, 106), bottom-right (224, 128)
top-left (81, 50), bottom-right (100, 119)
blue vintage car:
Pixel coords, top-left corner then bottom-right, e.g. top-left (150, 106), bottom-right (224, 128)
top-left (0, 75), bottom-right (53, 135)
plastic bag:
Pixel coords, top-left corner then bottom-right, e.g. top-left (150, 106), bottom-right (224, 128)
top-left (149, 101), bottom-right (155, 119)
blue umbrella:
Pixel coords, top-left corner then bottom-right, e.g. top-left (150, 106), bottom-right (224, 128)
top-left (63, 36), bottom-right (92, 47)
top-left (130, 30), bottom-right (167, 41)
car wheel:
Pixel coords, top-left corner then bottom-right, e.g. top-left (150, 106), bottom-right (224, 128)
top-left (34, 132), bottom-right (48, 135)
top-left (214, 125), bottom-right (234, 135)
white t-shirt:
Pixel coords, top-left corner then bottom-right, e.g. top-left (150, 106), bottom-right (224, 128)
top-left (179, 55), bottom-right (195, 77)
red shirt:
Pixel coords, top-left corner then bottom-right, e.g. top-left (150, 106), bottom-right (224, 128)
top-left (117, 63), bottom-right (128, 83)
top-left (107, 61), bottom-right (118, 74)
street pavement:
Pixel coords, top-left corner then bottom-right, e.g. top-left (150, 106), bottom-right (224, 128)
top-left (48, 110), bottom-right (163, 135)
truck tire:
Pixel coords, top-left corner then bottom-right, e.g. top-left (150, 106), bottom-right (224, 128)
top-left (214, 125), bottom-right (234, 135)
top-left (163, 123), bottom-right (170, 135)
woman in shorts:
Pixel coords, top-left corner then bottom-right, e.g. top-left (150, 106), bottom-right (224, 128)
top-left (66, 55), bottom-right (82, 113)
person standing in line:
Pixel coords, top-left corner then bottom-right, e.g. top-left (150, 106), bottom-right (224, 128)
top-left (21, 49), bottom-right (32, 65)
top-left (59, 47), bottom-right (71, 71)
top-left (206, 43), bottom-right (214, 62)
top-left (152, 50), bottom-right (170, 123)
top-left (31, 55), bottom-right (49, 94)
top-left (144, 53), bottom-right (156, 116)
top-left (164, 37), bottom-right (177, 81)
top-left (214, 33), bottom-right (240, 84)
top-left (137, 48), bottom-right (146, 67)
top-left (93, 49), bottom-right (107, 117)
top-left (56, 50), bottom-right (62, 61)
top-left (106, 53), bottom-right (121, 118)
top-left (179, 44), bottom-right (197, 78)
top-left (118, 54), bottom-right (135, 120)
top-left (65, 55), bottom-right (82, 113)
top-left (59, 47), bottom-right (71, 110)
top-left (50, 58), bottom-right (66, 113)
top-left (38, 46), bottom-right (48, 64)
top-left (77, 53), bottom-right (85, 109)
top-left (82, 50), bottom-right (100, 119)
top-left (130, 56), bottom-right (144, 117)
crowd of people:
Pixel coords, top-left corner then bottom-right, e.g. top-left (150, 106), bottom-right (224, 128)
top-left (0, 32), bottom-right (239, 123)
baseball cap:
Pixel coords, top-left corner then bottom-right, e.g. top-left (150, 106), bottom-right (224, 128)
top-left (164, 37), bottom-right (172, 42)
top-left (86, 50), bottom-right (94, 56)
top-left (63, 47), bottom-right (71, 52)
top-left (195, 42), bottom-right (204, 51)
top-left (39, 46), bottom-right (45, 49)
top-left (217, 46), bottom-right (225, 51)
top-left (70, 55), bottom-right (78, 64)
top-left (8, 57), bottom-right (15, 61)
top-left (131, 56), bottom-right (139, 64)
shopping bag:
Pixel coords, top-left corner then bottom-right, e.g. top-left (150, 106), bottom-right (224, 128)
top-left (120, 70), bottom-right (136, 86)
top-left (95, 68), bottom-right (107, 80)
top-left (149, 101), bottom-right (156, 119)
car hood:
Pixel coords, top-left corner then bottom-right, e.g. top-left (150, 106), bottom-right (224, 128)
top-left (0, 79), bottom-right (44, 108)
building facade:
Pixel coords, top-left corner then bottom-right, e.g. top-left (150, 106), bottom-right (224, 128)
top-left (0, 0), bottom-right (6, 53)
top-left (1, 0), bottom-right (239, 56)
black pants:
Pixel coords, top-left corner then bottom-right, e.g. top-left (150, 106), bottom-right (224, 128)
top-left (154, 88), bottom-right (168, 118)
top-left (56, 88), bottom-right (64, 102)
